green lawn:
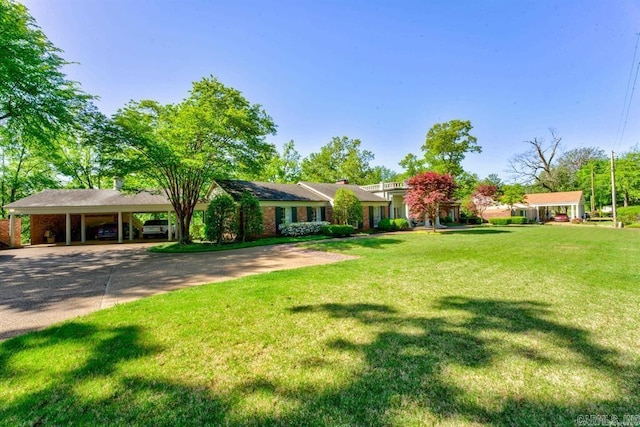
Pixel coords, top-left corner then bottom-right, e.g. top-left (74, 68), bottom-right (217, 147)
top-left (1, 226), bottom-right (639, 426)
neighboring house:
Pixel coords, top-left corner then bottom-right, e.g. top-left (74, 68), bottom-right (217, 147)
top-left (361, 181), bottom-right (461, 224)
top-left (214, 180), bottom-right (389, 236)
top-left (483, 191), bottom-right (586, 222)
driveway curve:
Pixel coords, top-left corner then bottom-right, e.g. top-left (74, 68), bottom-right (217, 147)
top-left (0, 242), bottom-right (355, 340)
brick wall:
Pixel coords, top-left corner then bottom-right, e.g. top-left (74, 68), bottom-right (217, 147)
top-left (483, 208), bottom-right (512, 220)
top-left (261, 206), bottom-right (277, 237)
top-left (0, 217), bottom-right (22, 248)
top-left (30, 214), bottom-right (118, 244)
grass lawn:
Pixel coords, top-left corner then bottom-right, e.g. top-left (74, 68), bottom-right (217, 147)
top-left (1, 225), bottom-right (639, 426)
top-left (148, 235), bottom-right (330, 253)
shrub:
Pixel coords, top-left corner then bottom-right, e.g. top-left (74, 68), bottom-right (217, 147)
top-left (321, 224), bottom-right (354, 237)
top-left (204, 194), bottom-right (238, 245)
top-left (510, 216), bottom-right (527, 225)
top-left (334, 189), bottom-right (363, 227)
top-left (238, 190), bottom-right (263, 242)
top-left (393, 218), bottom-right (409, 230)
top-left (440, 216), bottom-right (453, 225)
top-left (617, 206), bottom-right (640, 225)
top-left (488, 217), bottom-right (511, 225)
top-left (278, 221), bottom-right (330, 237)
top-left (376, 218), bottom-right (394, 231)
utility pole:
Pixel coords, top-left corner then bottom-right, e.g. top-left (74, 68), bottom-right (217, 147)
top-left (590, 164), bottom-right (595, 213)
top-left (611, 151), bottom-right (617, 227)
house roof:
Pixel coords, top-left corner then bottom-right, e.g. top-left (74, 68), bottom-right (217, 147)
top-left (524, 191), bottom-right (584, 206)
top-left (4, 189), bottom-right (171, 209)
top-left (215, 180), bottom-right (329, 202)
top-left (299, 182), bottom-right (389, 203)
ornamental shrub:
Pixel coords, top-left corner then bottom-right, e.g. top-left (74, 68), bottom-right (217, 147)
top-left (321, 224), bottom-right (354, 237)
top-left (393, 218), bottom-right (409, 230)
top-left (510, 216), bottom-right (527, 225)
top-left (205, 194), bottom-right (238, 245)
top-left (488, 217), bottom-right (511, 225)
top-left (377, 218), bottom-right (394, 231)
top-left (617, 206), bottom-right (640, 225)
top-left (238, 190), bottom-right (263, 242)
top-left (278, 221), bottom-right (330, 237)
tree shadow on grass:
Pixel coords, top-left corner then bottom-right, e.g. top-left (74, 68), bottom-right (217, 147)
top-left (277, 298), bottom-right (639, 426)
top-left (1, 299), bottom-right (638, 425)
top-left (305, 237), bottom-right (405, 251)
top-left (441, 228), bottom-right (512, 235)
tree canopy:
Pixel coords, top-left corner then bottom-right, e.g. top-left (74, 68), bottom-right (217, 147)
top-left (421, 119), bottom-right (481, 177)
top-left (301, 136), bottom-right (375, 184)
top-left (404, 172), bottom-right (457, 232)
top-left (112, 76), bottom-right (276, 244)
top-left (333, 188), bottom-right (363, 227)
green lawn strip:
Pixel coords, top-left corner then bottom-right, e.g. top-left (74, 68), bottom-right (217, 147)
top-left (147, 234), bottom-right (329, 253)
top-left (1, 226), bottom-right (639, 425)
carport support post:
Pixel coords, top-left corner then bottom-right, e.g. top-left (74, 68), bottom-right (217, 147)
top-left (129, 212), bottom-right (133, 240)
top-left (167, 211), bottom-right (172, 241)
top-left (81, 214), bottom-right (86, 243)
top-left (117, 211), bottom-right (123, 243)
top-left (8, 214), bottom-right (14, 249)
top-left (65, 213), bottom-right (71, 246)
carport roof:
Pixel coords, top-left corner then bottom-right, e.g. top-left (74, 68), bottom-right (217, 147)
top-left (524, 191), bottom-right (584, 206)
top-left (4, 189), bottom-right (175, 214)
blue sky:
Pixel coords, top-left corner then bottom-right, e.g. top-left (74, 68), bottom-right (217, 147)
top-left (22, 0), bottom-right (640, 181)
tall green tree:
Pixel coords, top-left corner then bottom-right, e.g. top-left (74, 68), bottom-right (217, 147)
top-left (238, 190), bottom-right (263, 242)
top-left (258, 140), bottom-right (301, 183)
top-left (301, 136), bottom-right (374, 184)
top-left (398, 153), bottom-right (426, 179)
top-left (333, 188), bottom-right (363, 227)
top-left (113, 76), bottom-right (276, 244)
top-left (616, 149), bottom-right (640, 207)
top-left (420, 119), bottom-right (481, 177)
top-left (0, 0), bottom-right (88, 215)
top-left (204, 193), bottom-right (237, 245)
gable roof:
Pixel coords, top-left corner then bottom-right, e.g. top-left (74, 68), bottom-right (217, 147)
top-left (215, 180), bottom-right (329, 202)
top-left (300, 182), bottom-right (389, 203)
top-left (524, 191), bottom-right (584, 206)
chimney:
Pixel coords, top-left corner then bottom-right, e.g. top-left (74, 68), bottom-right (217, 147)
top-left (335, 179), bottom-right (349, 185)
top-left (113, 176), bottom-right (124, 191)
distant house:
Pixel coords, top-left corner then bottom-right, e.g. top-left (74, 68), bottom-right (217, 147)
top-left (484, 191), bottom-right (586, 222)
top-left (361, 181), bottom-right (461, 225)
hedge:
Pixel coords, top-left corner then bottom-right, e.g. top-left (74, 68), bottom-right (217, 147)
top-left (279, 221), bottom-right (330, 237)
top-left (393, 218), bottom-right (409, 230)
top-left (321, 224), bottom-right (354, 237)
top-left (488, 216), bottom-right (528, 225)
top-left (377, 218), bottom-right (410, 231)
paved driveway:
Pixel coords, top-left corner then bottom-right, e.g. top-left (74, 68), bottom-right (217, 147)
top-left (0, 242), bottom-right (355, 340)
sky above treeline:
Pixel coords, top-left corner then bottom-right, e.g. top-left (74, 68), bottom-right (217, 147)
top-left (22, 0), bottom-right (640, 181)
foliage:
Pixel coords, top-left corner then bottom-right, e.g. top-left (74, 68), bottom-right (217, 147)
top-left (420, 119), bottom-right (481, 177)
top-left (0, 0), bottom-right (88, 216)
top-left (398, 153), bottom-right (426, 179)
top-left (615, 148), bottom-right (640, 207)
top-left (204, 194), bottom-right (238, 245)
top-left (278, 221), bottom-right (330, 237)
top-left (500, 183), bottom-right (526, 209)
top-left (365, 165), bottom-right (401, 185)
top-left (320, 224), bottom-right (354, 237)
top-left (405, 171), bottom-right (457, 231)
top-left (300, 136), bottom-right (374, 184)
top-left (488, 216), bottom-right (527, 225)
top-left (376, 218), bottom-right (394, 231)
top-left (470, 183), bottom-right (498, 221)
top-left (112, 76), bottom-right (276, 244)
top-left (237, 190), bottom-right (263, 242)
top-left (393, 218), bottom-right (409, 230)
top-left (617, 206), bottom-right (640, 225)
top-left (333, 188), bottom-right (363, 227)
top-left (257, 140), bottom-right (301, 183)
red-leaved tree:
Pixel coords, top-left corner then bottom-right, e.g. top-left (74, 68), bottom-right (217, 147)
top-left (404, 172), bottom-right (457, 231)
top-left (471, 183), bottom-right (498, 222)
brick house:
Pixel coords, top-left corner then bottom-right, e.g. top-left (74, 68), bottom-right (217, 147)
top-left (214, 180), bottom-right (390, 237)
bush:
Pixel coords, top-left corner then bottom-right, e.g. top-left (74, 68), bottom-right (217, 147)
top-left (376, 218), bottom-right (394, 231)
top-left (238, 190), bottom-right (263, 242)
top-left (204, 194), bottom-right (238, 244)
top-left (393, 218), bottom-right (409, 230)
top-left (488, 217), bottom-right (511, 225)
top-left (440, 216), bottom-right (453, 225)
top-left (321, 224), bottom-right (354, 237)
top-left (510, 216), bottom-right (527, 225)
top-left (617, 206), bottom-right (640, 225)
top-left (278, 221), bottom-right (330, 237)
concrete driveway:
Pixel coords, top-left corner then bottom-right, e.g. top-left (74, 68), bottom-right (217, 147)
top-left (0, 242), bottom-right (355, 341)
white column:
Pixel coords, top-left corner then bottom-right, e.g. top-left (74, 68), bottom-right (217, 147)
top-left (8, 214), bottom-right (15, 248)
top-left (117, 211), bottom-right (123, 243)
top-left (81, 214), bottom-right (86, 242)
top-left (536, 206), bottom-right (540, 222)
top-left (167, 211), bottom-right (172, 241)
top-left (65, 213), bottom-right (71, 246)
top-left (129, 212), bottom-right (134, 240)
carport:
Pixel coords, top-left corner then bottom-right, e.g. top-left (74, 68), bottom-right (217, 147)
top-left (524, 191), bottom-right (586, 221)
top-left (3, 189), bottom-right (207, 247)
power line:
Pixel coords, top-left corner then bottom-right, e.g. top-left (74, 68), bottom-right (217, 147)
top-left (614, 33), bottom-right (640, 152)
